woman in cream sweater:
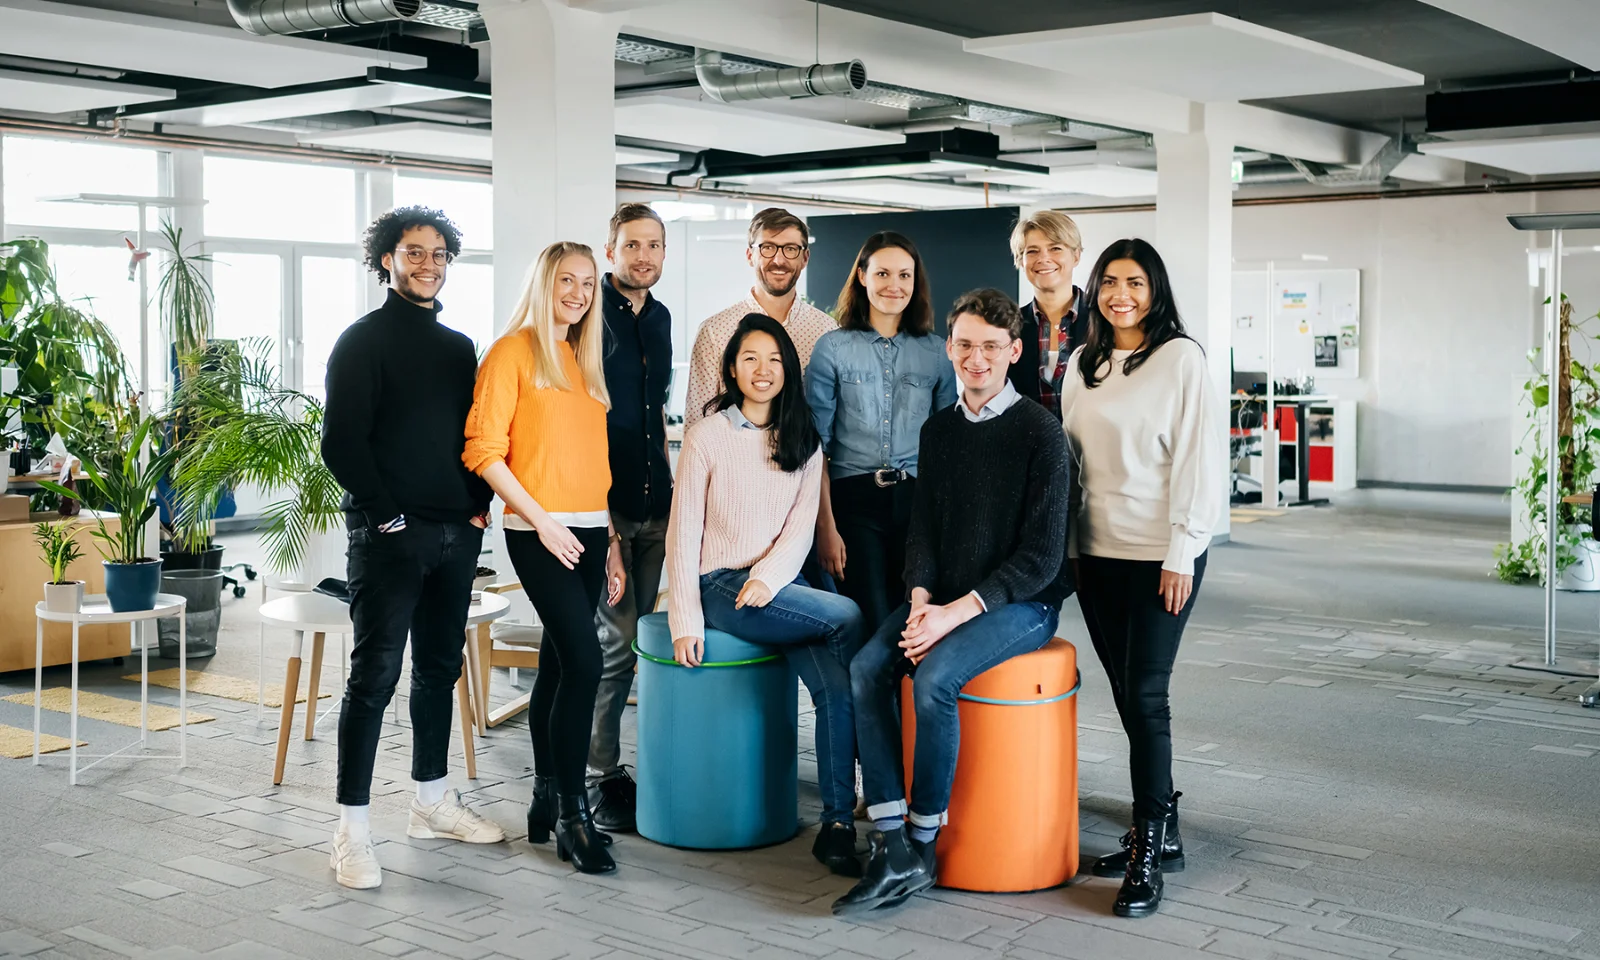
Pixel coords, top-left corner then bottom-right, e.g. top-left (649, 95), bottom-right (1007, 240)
top-left (463, 241), bottom-right (624, 876)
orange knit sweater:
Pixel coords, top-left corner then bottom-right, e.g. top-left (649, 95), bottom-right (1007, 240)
top-left (462, 332), bottom-right (611, 515)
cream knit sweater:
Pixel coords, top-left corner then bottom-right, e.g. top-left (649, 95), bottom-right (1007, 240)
top-left (666, 410), bottom-right (823, 640)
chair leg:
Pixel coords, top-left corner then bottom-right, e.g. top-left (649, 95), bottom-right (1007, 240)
top-left (273, 638), bottom-right (304, 785)
top-left (457, 662), bottom-right (477, 780)
top-left (487, 691), bottom-right (532, 728)
top-left (304, 632), bottom-right (325, 741)
top-left (475, 623), bottom-right (492, 732)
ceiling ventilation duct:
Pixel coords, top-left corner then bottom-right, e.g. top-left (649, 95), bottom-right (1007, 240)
top-left (224, 0), bottom-right (421, 36)
top-left (1283, 136), bottom-right (1410, 187)
top-left (693, 49), bottom-right (866, 103)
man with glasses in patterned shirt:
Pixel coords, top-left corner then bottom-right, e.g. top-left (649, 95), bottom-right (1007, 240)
top-left (1008, 210), bottom-right (1089, 420)
top-left (321, 206), bottom-right (501, 891)
top-left (683, 207), bottom-right (836, 426)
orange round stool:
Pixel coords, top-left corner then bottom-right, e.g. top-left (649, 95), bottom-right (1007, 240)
top-left (900, 637), bottom-right (1079, 893)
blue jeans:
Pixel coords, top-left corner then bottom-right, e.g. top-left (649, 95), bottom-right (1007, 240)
top-left (852, 599), bottom-right (1058, 822)
top-left (700, 568), bottom-right (865, 825)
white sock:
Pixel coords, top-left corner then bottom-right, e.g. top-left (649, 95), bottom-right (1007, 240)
top-left (415, 776), bottom-right (449, 807)
top-left (339, 804), bottom-right (371, 842)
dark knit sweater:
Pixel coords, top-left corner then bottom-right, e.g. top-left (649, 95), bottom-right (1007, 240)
top-left (904, 398), bottom-right (1074, 609)
top-left (321, 289), bottom-right (491, 528)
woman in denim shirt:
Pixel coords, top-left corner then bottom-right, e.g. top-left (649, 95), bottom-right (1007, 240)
top-left (806, 231), bottom-right (958, 634)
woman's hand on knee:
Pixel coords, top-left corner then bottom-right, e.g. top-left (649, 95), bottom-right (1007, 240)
top-left (674, 635), bottom-right (704, 667)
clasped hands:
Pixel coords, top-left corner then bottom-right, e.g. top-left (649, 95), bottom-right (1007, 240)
top-left (900, 588), bottom-right (982, 665)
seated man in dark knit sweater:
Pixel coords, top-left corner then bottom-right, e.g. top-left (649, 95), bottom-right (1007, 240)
top-left (833, 287), bottom-right (1073, 916)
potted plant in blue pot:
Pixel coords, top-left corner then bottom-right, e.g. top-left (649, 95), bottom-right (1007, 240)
top-left (42, 414), bottom-right (178, 611)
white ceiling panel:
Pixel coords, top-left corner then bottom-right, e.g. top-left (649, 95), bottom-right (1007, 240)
top-left (615, 145), bottom-right (680, 166)
top-left (615, 96), bottom-right (904, 157)
top-left (781, 178), bottom-right (990, 209)
top-left (968, 164), bottom-right (1158, 198)
top-left (0, 69), bottom-right (173, 115)
top-left (1419, 133), bottom-right (1600, 175)
top-left (299, 122), bottom-right (492, 162)
top-left (965, 13), bottom-right (1424, 103)
top-left (0, 0), bottom-right (426, 88)
top-left (133, 83), bottom-right (456, 126)
top-left (1417, 1), bottom-right (1600, 70)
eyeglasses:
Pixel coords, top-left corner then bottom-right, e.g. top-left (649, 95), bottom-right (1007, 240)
top-left (395, 246), bottom-right (455, 266)
top-left (951, 339), bottom-right (1013, 359)
top-left (752, 241), bottom-right (807, 261)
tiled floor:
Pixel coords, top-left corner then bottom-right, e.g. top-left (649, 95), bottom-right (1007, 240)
top-left (1, 489), bottom-right (1596, 960)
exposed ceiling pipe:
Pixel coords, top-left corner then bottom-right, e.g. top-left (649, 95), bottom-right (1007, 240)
top-left (693, 49), bottom-right (867, 103)
top-left (1284, 136), bottom-right (1409, 187)
top-left (223, 0), bottom-right (421, 36)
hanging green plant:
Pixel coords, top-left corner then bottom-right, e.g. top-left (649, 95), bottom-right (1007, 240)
top-left (1495, 295), bottom-right (1600, 583)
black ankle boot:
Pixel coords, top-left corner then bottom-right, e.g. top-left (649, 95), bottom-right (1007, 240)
top-left (1113, 818), bottom-right (1165, 919)
top-left (528, 777), bottom-right (611, 847)
top-left (555, 793), bottom-right (617, 874)
top-left (881, 831), bottom-right (938, 908)
top-left (1093, 791), bottom-right (1184, 878)
top-left (831, 828), bottom-right (933, 916)
top-left (812, 821), bottom-right (863, 877)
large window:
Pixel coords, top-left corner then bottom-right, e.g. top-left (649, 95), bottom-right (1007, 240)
top-left (300, 256), bottom-right (366, 400)
top-left (2, 136), bottom-right (161, 231)
top-left (394, 174), bottom-right (493, 250)
top-left (48, 245), bottom-right (146, 376)
top-left (211, 251), bottom-right (285, 368)
top-left (204, 155), bottom-right (357, 243)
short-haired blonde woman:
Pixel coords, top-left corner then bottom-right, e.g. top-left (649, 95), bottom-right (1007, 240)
top-left (464, 241), bottom-right (624, 875)
top-left (1008, 210), bottom-right (1089, 419)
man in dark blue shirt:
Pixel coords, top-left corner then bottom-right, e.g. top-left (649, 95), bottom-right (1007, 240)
top-left (589, 203), bottom-right (673, 832)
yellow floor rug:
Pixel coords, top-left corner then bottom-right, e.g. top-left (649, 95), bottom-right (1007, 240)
top-left (1231, 508), bottom-right (1289, 523)
top-left (0, 723), bottom-right (82, 759)
top-left (123, 668), bottom-right (331, 708)
top-left (2, 689), bottom-right (214, 730)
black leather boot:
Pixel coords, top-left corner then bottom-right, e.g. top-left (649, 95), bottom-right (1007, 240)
top-left (1092, 791), bottom-right (1184, 878)
top-left (812, 821), bottom-right (863, 877)
top-left (881, 831), bottom-right (939, 908)
top-left (528, 777), bottom-right (611, 847)
top-left (1113, 818), bottom-right (1165, 919)
top-left (555, 793), bottom-right (617, 874)
top-left (831, 828), bottom-right (934, 916)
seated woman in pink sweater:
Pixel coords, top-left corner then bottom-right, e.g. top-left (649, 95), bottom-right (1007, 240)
top-left (667, 313), bottom-right (866, 877)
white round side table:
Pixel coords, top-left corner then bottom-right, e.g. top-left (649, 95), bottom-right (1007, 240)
top-left (33, 593), bottom-right (188, 785)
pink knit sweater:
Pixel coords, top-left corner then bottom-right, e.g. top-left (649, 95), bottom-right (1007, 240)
top-left (666, 411), bottom-right (823, 641)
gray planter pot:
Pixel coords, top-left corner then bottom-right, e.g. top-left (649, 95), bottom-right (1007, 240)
top-left (42, 580), bottom-right (84, 614)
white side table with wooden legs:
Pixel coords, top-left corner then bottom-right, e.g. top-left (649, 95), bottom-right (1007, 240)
top-left (33, 593), bottom-right (188, 785)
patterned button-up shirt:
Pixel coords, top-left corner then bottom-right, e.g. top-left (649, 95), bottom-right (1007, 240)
top-left (1024, 292), bottom-right (1081, 421)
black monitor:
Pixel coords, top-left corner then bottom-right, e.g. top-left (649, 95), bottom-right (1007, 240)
top-left (1232, 369), bottom-right (1267, 394)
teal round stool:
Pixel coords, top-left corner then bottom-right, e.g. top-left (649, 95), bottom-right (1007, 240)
top-left (634, 612), bottom-right (799, 849)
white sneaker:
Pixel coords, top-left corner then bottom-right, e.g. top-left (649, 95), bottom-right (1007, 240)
top-left (407, 788), bottom-right (506, 844)
top-left (330, 830), bottom-right (382, 889)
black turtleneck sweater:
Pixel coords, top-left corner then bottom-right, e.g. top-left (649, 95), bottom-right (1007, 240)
top-left (904, 398), bottom-right (1074, 609)
top-left (321, 288), bottom-right (491, 528)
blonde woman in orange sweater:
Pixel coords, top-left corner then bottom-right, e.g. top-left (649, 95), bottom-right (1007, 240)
top-left (464, 241), bottom-right (624, 875)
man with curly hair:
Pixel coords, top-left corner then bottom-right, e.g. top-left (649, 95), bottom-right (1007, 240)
top-left (321, 206), bottom-right (501, 890)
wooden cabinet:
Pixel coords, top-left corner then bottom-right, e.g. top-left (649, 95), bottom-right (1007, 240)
top-left (0, 513), bottom-right (128, 674)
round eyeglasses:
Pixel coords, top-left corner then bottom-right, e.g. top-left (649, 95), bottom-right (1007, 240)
top-left (395, 246), bottom-right (456, 266)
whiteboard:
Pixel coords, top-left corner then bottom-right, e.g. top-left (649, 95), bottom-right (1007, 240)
top-left (1232, 268), bottom-right (1360, 380)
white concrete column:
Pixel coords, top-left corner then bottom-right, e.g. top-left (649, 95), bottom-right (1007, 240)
top-left (480, 0), bottom-right (620, 326)
top-left (1156, 105), bottom-right (1234, 540)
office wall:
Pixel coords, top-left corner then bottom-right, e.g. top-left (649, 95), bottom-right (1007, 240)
top-left (1063, 188), bottom-right (1600, 488)
top-left (806, 207), bottom-right (1022, 335)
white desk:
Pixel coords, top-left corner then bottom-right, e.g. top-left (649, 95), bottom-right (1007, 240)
top-left (33, 593), bottom-right (188, 785)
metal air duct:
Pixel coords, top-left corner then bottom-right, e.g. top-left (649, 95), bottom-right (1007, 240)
top-left (224, 0), bottom-right (421, 36)
top-left (693, 49), bottom-right (866, 103)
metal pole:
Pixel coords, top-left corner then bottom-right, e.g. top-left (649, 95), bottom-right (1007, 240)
top-left (1264, 260), bottom-right (1279, 508)
top-left (1545, 229), bottom-right (1563, 666)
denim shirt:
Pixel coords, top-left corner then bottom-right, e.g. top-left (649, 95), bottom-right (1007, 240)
top-left (804, 327), bottom-right (958, 479)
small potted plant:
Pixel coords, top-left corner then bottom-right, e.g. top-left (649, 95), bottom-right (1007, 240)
top-left (42, 414), bottom-right (178, 611)
top-left (473, 565), bottom-right (498, 593)
top-left (34, 520), bottom-right (85, 612)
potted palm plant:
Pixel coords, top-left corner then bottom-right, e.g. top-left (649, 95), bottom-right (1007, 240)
top-left (42, 413), bottom-right (179, 611)
top-left (34, 520), bottom-right (85, 613)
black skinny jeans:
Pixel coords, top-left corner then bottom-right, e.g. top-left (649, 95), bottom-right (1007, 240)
top-left (504, 526), bottom-right (608, 797)
top-left (337, 517), bottom-right (482, 805)
top-left (830, 474), bottom-right (916, 636)
top-left (1077, 552), bottom-right (1207, 822)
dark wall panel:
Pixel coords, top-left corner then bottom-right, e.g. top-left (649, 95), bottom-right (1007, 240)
top-left (806, 206), bottom-right (1021, 335)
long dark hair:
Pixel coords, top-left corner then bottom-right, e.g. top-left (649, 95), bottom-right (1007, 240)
top-left (705, 314), bottom-right (820, 472)
top-left (833, 231), bottom-right (934, 336)
top-left (1077, 238), bottom-right (1190, 388)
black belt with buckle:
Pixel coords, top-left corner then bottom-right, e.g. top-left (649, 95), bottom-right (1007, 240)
top-left (873, 468), bottom-right (909, 487)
